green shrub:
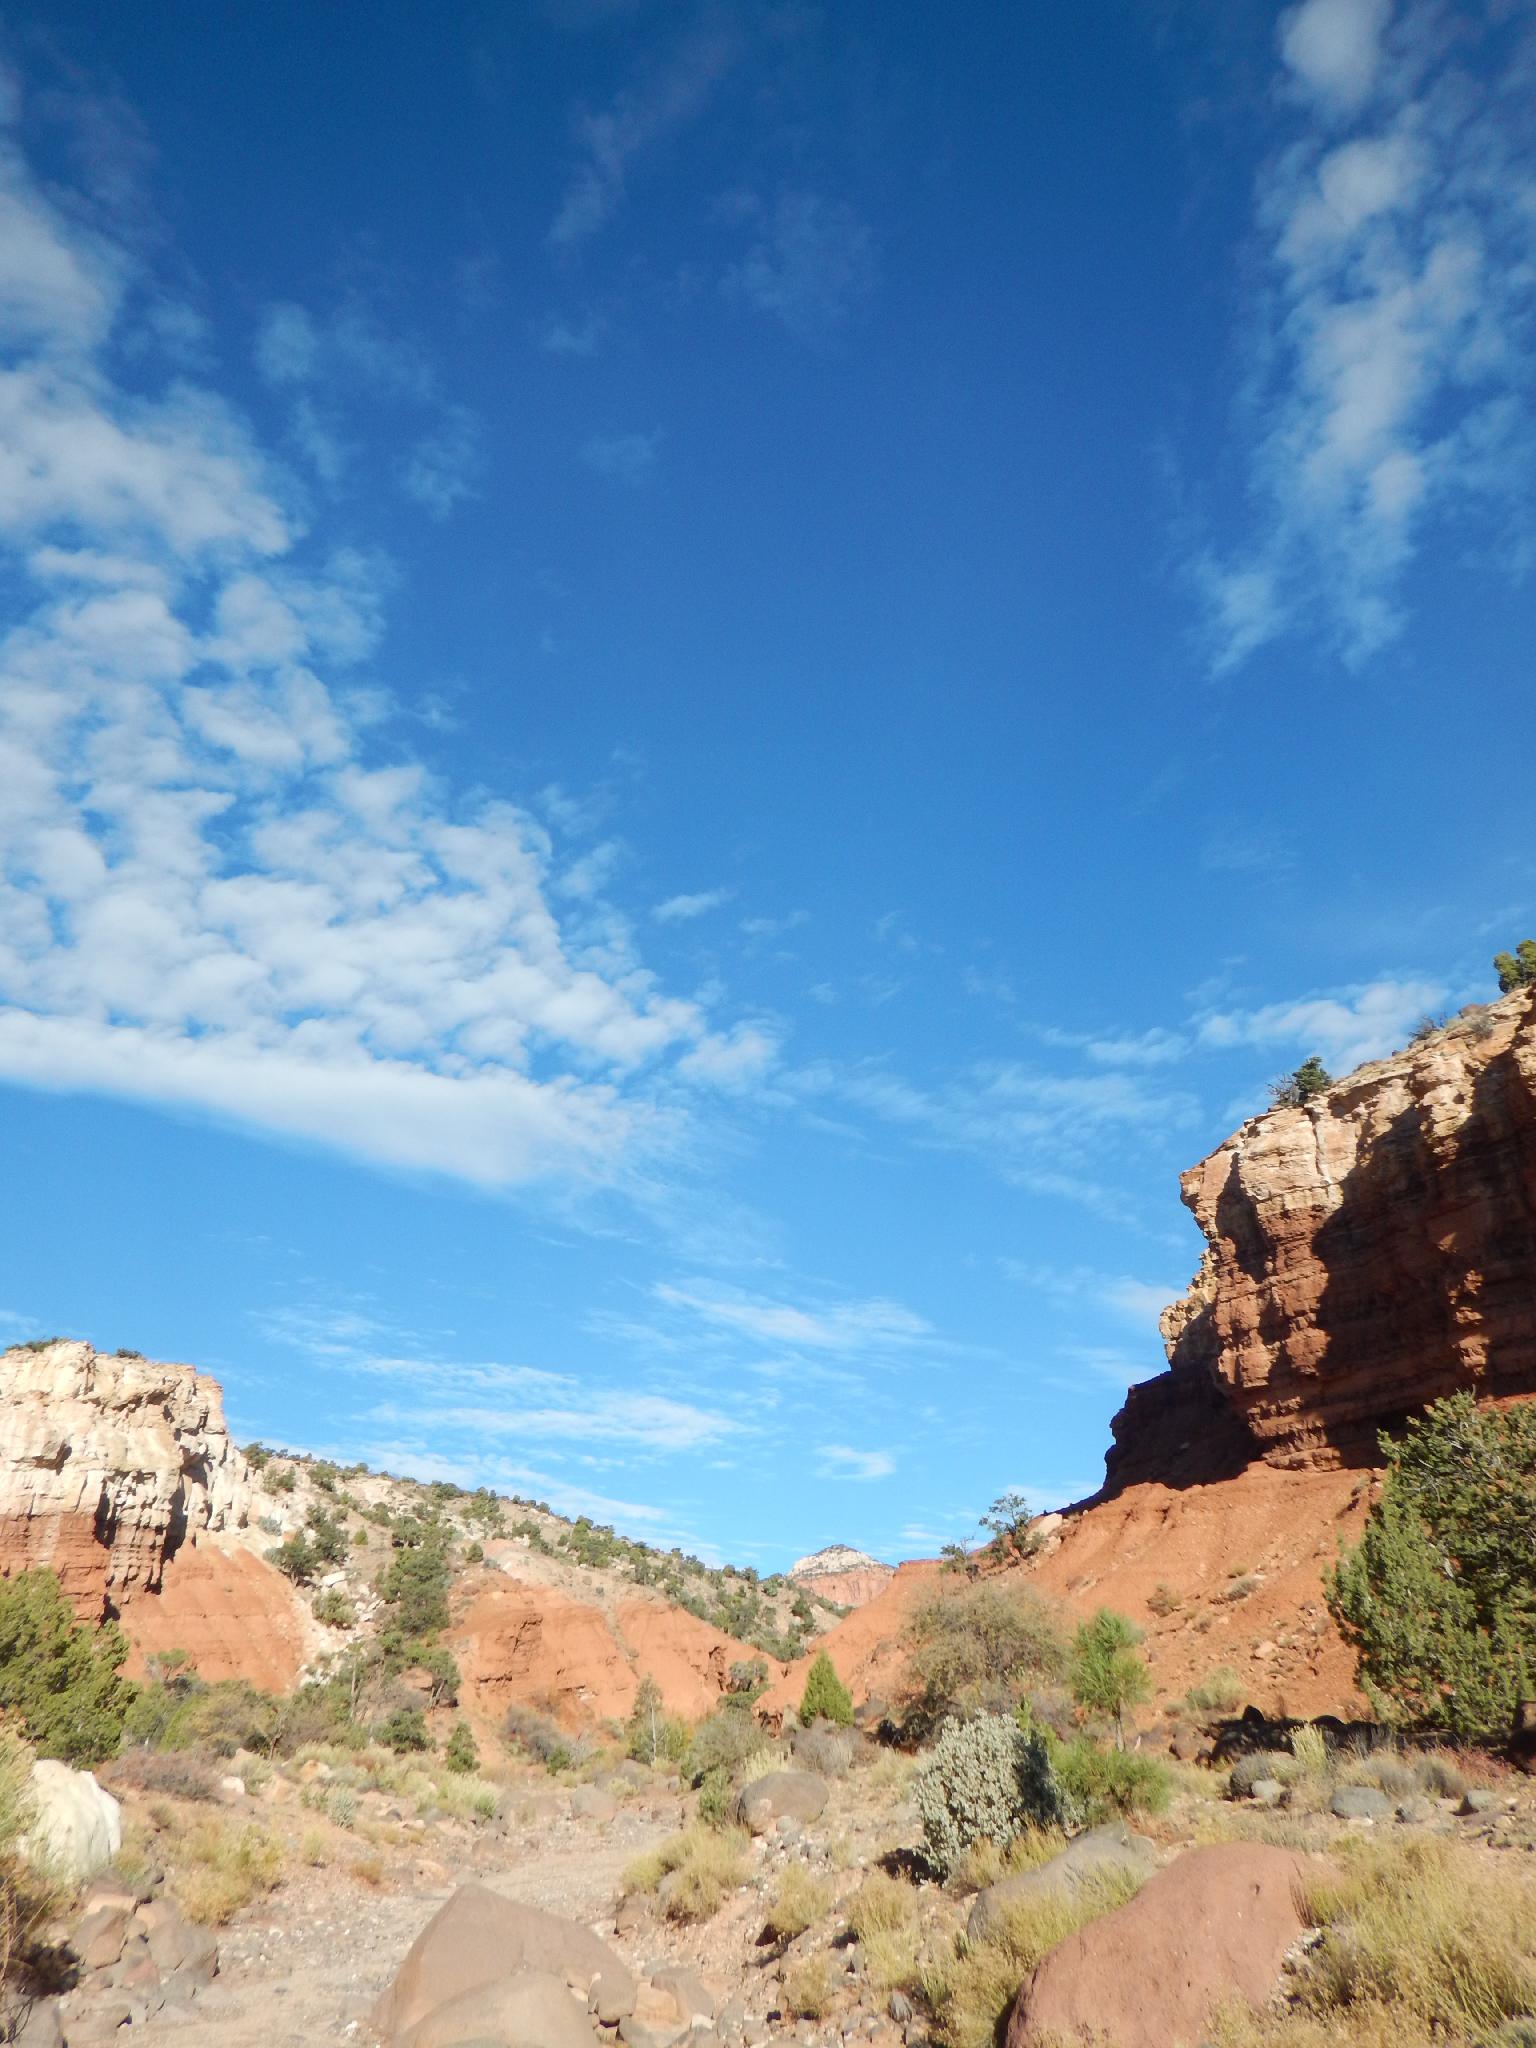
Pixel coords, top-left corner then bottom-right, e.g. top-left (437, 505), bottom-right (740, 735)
top-left (913, 1714), bottom-right (1074, 1878)
top-left (905, 1583), bottom-right (1068, 1732)
top-left (1327, 1392), bottom-right (1536, 1741)
top-left (379, 1708), bottom-right (431, 1755)
top-left (1269, 1055), bottom-right (1334, 1108)
top-left (1494, 939), bottom-right (1536, 993)
top-left (0, 1570), bottom-right (135, 1766)
top-left (684, 1703), bottom-right (761, 1788)
top-left (312, 1589), bottom-right (355, 1628)
top-left (799, 1650), bottom-right (853, 1728)
top-left (444, 1721), bottom-right (479, 1775)
top-left (1051, 1736), bottom-right (1171, 1820)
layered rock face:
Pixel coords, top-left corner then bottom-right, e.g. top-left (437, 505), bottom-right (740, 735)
top-left (1108, 988), bottom-right (1536, 1489)
top-left (789, 1544), bottom-right (894, 1610)
top-left (0, 1340), bottom-right (257, 1617)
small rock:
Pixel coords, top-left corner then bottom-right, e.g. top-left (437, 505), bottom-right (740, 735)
top-left (1395, 1797), bottom-right (1435, 1825)
top-left (1459, 1788), bottom-right (1499, 1817)
top-left (1330, 1785), bottom-right (1391, 1821)
top-left (1249, 1779), bottom-right (1286, 1808)
top-left (74, 1903), bottom-right (130, 1972)
top-left (889, 1992), bottom-right (915, 2024)
top-left (218, 1775), bottom-right (247, 1802)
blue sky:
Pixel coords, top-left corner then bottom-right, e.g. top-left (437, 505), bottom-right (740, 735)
top-left (0, 0), bottom-right (1532, 1568)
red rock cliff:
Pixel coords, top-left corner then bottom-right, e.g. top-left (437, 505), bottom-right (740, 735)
top-left (1107, 986), bottom-right (1536, 1490)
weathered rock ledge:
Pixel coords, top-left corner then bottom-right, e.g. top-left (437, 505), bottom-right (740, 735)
top-left (1107, 986), bottom-right (1536, 1490)
top-left (0, 1339), bottom-right (257, 1616)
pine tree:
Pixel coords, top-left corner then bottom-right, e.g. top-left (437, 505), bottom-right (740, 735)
top-left (1327, 1393), bottom-right (1536, 1741)
top-left (1494, 939), bottom-right (1536, 992)
top-left (0, 1570), bottom-right (136, 1766)
top-left (1068, 1608), bottom-right (1151, 1749)
top-left (798, 1649), bottom-right (854, 1728)
top-left (445, 1720), bottom-right (479, 1774)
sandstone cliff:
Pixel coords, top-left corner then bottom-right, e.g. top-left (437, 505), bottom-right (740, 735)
top-left (789, 1544), bottom-right (895, 1610)
top-left (1108, 987), bottom-right (1536, 1490)
top-left (0, 1340), bottom-right (261, 1616)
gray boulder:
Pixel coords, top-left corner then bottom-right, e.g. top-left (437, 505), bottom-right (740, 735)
top-left (967, 1822), bottom-right (1156, 1943)
top-left (1458, 1788), bottom-right (1499, 1817)
top-left (1330, 1785), bottom-right (1391, 1820)
top-left (734, 1771), bottom-right (828, 1834)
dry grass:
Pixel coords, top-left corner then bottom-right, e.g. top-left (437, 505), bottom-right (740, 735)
top-left (622, 1824), bottom-right (752, 1923)
top-left (171, 1819), bottom-right (285, 1925)
top-left (783, 1954), bottom-right (835, 2019)
top-left (848, 1872), bottom-right (923, 1994)
top-left (764, 1863), bottom-right (832, 1940)
top-left (947, 1825), bottom-right (1066, 1896)
top-left (928, 1864), bottom-right (1147, 2048)
top-left (299, 1825), bottom-right (330, 1867)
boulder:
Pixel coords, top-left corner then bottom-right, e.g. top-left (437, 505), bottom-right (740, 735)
top-left (74, 1902), bottom-right (130, 1971)
top-left (396, 1969), bottom-right (596, 2048)
top-left (1005, 1843), bottom-right (1321, 2048)
top-left (589, 1967), bottom-right (638, 2025)
top-left (734, 1772), bottom-right (828, 1834)
top-left (1459, 1788), bottom-right (1499, 1817)
top-left (21, 1762), bottom-right (121, 1883)
top-left (968, 1823), bottom-right (1157, 1943)
top-left (570, 1785), bottom-right (618, 1823)
top-left (1330, 1785), bottom-right (1390, 1820)
top-left (649, 1966), bottom-right (716, 2025)
top-left (372, 1884), bottom-right (633, 2043)
top-left (139, 1900), bottom-right (218, 1986)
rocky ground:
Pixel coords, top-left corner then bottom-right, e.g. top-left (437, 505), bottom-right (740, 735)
top-left (29, 1731), bottom-right (1536, 2048)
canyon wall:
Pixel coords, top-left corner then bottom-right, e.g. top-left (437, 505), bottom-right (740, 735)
top-left (1107, 986), bottom-right (1536, 1490)
top-left (0, 1340), bottom-right (258, 1614)
top-left (789, 1545), bottom-right (895, 1610)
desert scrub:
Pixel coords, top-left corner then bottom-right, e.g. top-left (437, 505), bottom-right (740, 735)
top-left (764, 1862), bottom-right (833, 1941)
top-left (946, 1825), bottom-right (1065, 1897)
top-left (914, 1715), bottom-right (1074, 1878)
top-left (1297, 1835), bottom-right (1536, 2036)
top-left (782, 1954), bottom-right (835, 2020)
top-left (622, 1824), bottom-right (751, 1923)
top-left (930, 1866), bottom-right (1147, 2048)
top-left (299, 1825), bottom-right (330, 1866)
top-left (325, 1784), bottom-right (359, 1829)
top-left (1185, 1667), bottom-right (1243, 1714)
top-left (847, 1872), bottom-right (922, 1993)
top-left (1052, 1737), bottom-right (1171, 1821)
top-left (171, 1819), bottom-right (285, 1925)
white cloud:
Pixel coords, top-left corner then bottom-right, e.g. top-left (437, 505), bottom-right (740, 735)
top-left (1197, 974), bottom-right (1447, 1071)
top-left (817, 1445), bottom-right (895, 1482)
top-left (373, 1391), bottom-right (735, 1451)
top-left (1000, 1261), bottom-right (1177, 1330)
top-left (580, 428), bottom-right (662, 481)
top-left (653, 1281), bottom-right (932, 1354)
top-left (653, 888), bottom-right (732, 923)
top-left (1279, 0), bottom-right (1392, 109)
top-left (1203, 4), bottom-right (1536, 666)
top-left (537, 311), bottom-right (606, 358)
top-left (0, 114), bottom-right (769, 1190)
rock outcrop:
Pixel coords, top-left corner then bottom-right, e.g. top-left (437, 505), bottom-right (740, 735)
top-left (1108, 988), bottom-right (1536, 1489)
top-left (788, 1544), bottom-right (894, 1609)
top-left (0, 1341), bottom-right (257, 1616)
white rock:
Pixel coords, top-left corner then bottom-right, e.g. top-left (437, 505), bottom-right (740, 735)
top-left (22, 1760), bottom-right (122, 1882)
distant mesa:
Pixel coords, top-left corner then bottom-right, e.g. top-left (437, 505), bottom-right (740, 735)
top-left (788, 1544), bottom-right (894, 1609)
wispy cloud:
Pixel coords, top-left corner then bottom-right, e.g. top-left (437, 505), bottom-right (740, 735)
top-left (548, 22), bottom-right (739, 248)
top-left (817, 1444), bottom-right (895, 1482)
top-left (0, 107), bottom-right (768, 1191)
top-left (1197, 973), bottom-right (1448, 1070)
top-left (580, 427), bottom-right (662, 481)
top-left (653, 888), bottom-right (733, 923)
top-left (1000, 1262), bottom-right (1178, 1331)
top-left (1200, 0), bottom-right (1536, 667)
top-left (371, 1391), bottom-right (735, 1451)
top-left (726, 191), bottom-right (877, 341)
top-left (653, 1281), bottom-right (933, 1354)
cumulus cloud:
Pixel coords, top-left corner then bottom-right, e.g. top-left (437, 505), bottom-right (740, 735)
top-left (1202, 1), bottom-right (1536, 667)
top-left (1198, 974), bottom-right (1448, 1071)
top-left (0, 106), bottom-right (768, 1189)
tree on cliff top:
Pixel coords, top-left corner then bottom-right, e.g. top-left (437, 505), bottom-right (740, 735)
top-left (1327, 1393), bottom-right (1536, 1742)
top-left (1494, 939), bottom-right (1536, 992)
top-left (1269, 1055), bottom-right (1334, 1108)
top-left (0, 1569), bottom-right (135, 1767)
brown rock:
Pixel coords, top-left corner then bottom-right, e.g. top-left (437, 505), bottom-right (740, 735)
top-left (138, 1901), bottom-right (218, 1985)
top-left (395, 1968), bottom-right (597, 2048)
top-left (788, 1547), bottom-right (895, 1610)
top-left (1005, 1843), bottom-right (1319, 2048)
top-left (372, 1884), bottom-right (633, 2042)
top-left (648, 1966), bottom-right (716, 2025)
top-left (734, 1771), bottom-right (828, 1833)
top-left (967, 1822), bottom-right (1156, 1943)
top-left (74, 1903), bottom-right (130, 1972)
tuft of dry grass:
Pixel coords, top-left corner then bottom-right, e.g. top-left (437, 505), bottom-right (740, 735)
top-left (171, 1819), bottom-right (285, 1925)
top-left (783, 1954), bottom-right (835, 2020)
top-left (622, 1824), bottom-right (751, 1923)
top-left (947, 1825), bottom-right (1065, 1897)
top-left (929, 1864), bottom-right (1147, 2048)
top-left (299, 1826), bottom-right (330, 1867)
top-left (764, 1863), bottom-right (832, 1941)
top-left (848, 1871), bottom-right (923, 1994)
